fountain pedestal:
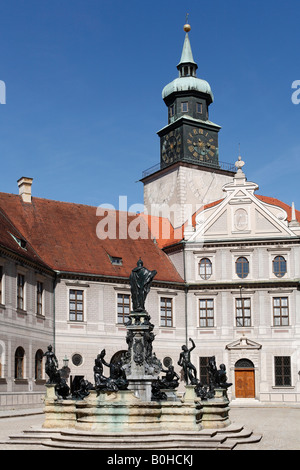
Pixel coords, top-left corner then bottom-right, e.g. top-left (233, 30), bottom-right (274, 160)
top-left (123, 311), bottom-right (161, 401)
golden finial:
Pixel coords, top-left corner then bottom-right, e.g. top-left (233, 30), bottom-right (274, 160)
top-left (183, 13), bottom-right (191, 32)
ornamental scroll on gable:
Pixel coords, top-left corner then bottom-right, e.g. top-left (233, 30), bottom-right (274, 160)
top-left (185, 156), bottom-right (297, 242)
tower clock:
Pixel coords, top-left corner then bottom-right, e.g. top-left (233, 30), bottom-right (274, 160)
top-left (161, 129), bottom-right (182, 165)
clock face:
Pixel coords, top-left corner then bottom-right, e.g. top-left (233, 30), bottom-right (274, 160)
top-left (161, 129), bottom-right (181, 164)
top-left (187, 128), bottom-right (218, 162)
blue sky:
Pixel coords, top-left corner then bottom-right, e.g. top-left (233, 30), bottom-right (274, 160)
top-left (0, 0), bottom-right (300, 212)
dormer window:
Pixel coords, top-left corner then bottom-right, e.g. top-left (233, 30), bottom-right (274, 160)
top-left (9, 232), bottom-right (27, 250)
top-left (109, 255), bottom-right (123, 266)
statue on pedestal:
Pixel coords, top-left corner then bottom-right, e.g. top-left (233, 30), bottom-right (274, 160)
top-left (44, 345), bottom-right (60, 384)
top-left (178, 338), bottom-right (197, 385)
top-left (43, 345), bottom-right (70, 399)
top-left (129, 258), bottom-right (157, 312)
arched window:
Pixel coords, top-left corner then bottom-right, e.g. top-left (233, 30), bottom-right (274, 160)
top-left (199, 258), bottom-right (212, 280)
top-left (35, 349), bottom-right (43, 380)
top-left (236, 257), bottom-right (249, 279)
top-left (273, 256), bottom-right (287, 278)
top-left (235, 358), bottom-right (254, 368)
top-left (15, 347), bottom-right (25, 379)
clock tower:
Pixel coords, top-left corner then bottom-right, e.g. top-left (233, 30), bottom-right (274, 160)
top-left (142, 21), bottom-right (236, 227)
top-left (159, 22), bottom-right (220, 169)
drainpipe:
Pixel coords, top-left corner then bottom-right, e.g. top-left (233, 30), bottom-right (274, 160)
top-left (182, 242), bottom-right (188, 345)
top-left (53, 272), bottom-right (58, 353)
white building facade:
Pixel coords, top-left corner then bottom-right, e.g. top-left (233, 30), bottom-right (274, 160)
top-left (163, 159), bottom-right (300, 403)
top-left (0, 224), bottom-right (54, 409)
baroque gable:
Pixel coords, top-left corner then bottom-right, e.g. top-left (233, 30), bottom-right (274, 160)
top-left (185, 157), bottom-right (298, 242)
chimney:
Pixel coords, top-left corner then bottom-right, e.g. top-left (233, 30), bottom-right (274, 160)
top-left (17, 177), bottom-right (33, 203)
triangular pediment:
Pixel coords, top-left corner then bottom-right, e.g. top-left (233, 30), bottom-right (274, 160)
top-left (226, 336), bottom-right (262, 350)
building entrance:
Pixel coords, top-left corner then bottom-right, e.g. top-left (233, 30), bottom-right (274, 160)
top-left (234, 359), bottom-right (255, 398)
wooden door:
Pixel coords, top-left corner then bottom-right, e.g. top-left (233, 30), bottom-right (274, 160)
top-left (235, 368), bottom-right (255, 398)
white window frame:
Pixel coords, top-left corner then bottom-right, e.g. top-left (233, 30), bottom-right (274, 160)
top-left (195, 253), bottom-right (216, 282)
top-left (0, 258), bottom-right (5, 306)
top-left (116, 290), bottom-right (131, 325)
top-left (268, 250), bottom-right (290, 280)
top-left (67, 286), bottom-right (87, 323)
top-left (158, 291), bottom-right (177, 329)
top-left (16, 266), bottom-right (28, 311)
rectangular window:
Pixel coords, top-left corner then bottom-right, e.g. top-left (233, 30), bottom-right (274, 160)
top-left (17, 273), bottom-right (25, 310)
top-left (199, 357), bottom-right (210, 385)
top-left (199, 299), bottom-right (214, 327)
top-left (169, 104), bottom-right (175, 117)
top-left (117, 293), bottom-right (130, 324)
top-left (69, 289), bottom-right (84, 321)
top-left (196, 102), bottom-right (203, 113)
top-left (37, 281), bottom-right (43, 316)
top-left (274, 356), bottom-right (291, 386)
top-left (181, 101), bottom-right (188, 113)
top-left (160, 297), bottom-right (173, 327)
top-left (236, 298), bottom-right (251, 327)
top-left (273, 297), bottom-right (289, 326)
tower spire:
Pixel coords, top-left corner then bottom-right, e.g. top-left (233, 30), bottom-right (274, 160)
top-left (177, 17), bottom-right (197, 76)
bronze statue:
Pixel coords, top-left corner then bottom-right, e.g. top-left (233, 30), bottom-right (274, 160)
top-left (195, 357), bottom-right (232, 399)
top-left (178, 338), bottom-right (197, 385)
top-left (43, 345), bottom-right (70, 398)
top-left (94, 349), bottom-right (128, 394)
top-left (207, 355), bottom-right (218, 388)
top-left (129, 258), bottom-right (157, 312)
top-left (43, 345), bottom-right (60, 384)
top-left (215, 363), bottom-right (232, 390)
top-left (160, 365), bottom-right (180, 389)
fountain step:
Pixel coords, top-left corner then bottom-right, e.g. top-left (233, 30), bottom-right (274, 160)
top-left (5, 425), bottom-right (261, 450)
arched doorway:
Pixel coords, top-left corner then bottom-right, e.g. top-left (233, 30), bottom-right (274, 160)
top-left (234, 358), bottom-right (255, 398)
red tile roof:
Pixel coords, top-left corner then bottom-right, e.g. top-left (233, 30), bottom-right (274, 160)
top-left (255, 195), bottom-right (300, 222)
top-left (0, 193), bottom-right (183, 283)
top-left (0, 207), bottom-right (49, 267)
top-left (0, 191), bottom-right (298, 282)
